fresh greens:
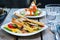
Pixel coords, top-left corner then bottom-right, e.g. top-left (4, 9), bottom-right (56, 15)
top-left (4, 27), bottom-right (12, 31)
top-left (35, 10), bottom-right (39, 16)
top-left (13, 24), bottom-right (18, 28)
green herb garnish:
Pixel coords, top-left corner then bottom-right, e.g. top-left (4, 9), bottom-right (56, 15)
top-left (13, 24), bottom-right (18, 28)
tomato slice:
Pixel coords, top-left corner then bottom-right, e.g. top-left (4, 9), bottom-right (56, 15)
top-left (8, 23), bottom-right (14, 28)
top-left (29, 8), bottom-right (33, 16)
top-left (32, 6), bottom-right (37, 12)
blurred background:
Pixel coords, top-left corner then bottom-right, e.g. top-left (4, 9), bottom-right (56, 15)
top-left (0, 0), bottom-right (60, 8)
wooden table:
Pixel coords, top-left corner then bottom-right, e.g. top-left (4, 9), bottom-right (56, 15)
top-left (0, 8), bottom-right (55, 40)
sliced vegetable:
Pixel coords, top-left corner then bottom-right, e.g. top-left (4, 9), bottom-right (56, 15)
top-left (35, 10), bottom-right (39, 16)
top-left (32, 6), bottom-right (37, 12)
top-left (29, 9), bottom-right (33, 16)
top-left (8, 23), bottom-right (14, 28)
top-left (4, 27), bottom-right (12, 31)
top-left (12, 24), bottom-right (18, 28)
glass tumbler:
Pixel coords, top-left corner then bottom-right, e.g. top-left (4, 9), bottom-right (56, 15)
top-left (45, 4), bottom-right (60, 27)
top-left (45, 4), bottom-right (60, 40)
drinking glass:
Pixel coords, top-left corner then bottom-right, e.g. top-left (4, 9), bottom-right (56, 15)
top-left (45, 4), bottom-right (60, 26)
top-left (45, 4), bottom-right (60, 40)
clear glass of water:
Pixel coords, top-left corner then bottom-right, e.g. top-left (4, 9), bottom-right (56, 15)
top-left (45, 4), bottom-right (60, 40)
top-left (45, 4), bottom-right (60, 27)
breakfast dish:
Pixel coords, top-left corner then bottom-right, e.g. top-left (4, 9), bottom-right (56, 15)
top-left (3, 18), bottom-right (44, 33)
top-left (1, 17), bottom-right (48, 36)
top-left (14, 1), bottom-right (46, 18)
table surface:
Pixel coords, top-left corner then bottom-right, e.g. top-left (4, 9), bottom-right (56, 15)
top-left (0, 8), bottom-right (57, 40)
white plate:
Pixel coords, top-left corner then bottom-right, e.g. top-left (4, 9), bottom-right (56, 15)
top-left (1, 22), bottom-right (48, 36)
top-left (14, 8), bottom-right (46, 18)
